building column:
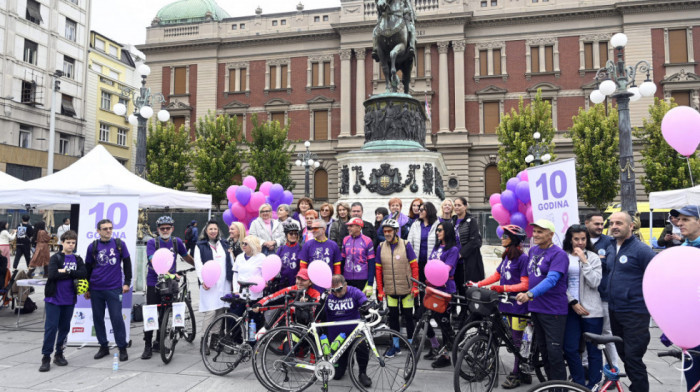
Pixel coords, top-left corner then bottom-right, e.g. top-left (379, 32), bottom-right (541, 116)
top-left (437, 41), bottom-right (450, 132)
top-left (339, 49), bottom-right (353, 137)
top-left (355, 48), bottom-right (366, 137)
top-left (452, 39), bottom-right (466, 132)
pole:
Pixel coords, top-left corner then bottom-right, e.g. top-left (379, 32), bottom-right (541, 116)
top-left (135, 77), bottom-right (148, 177)
top-left (47, 77), bottom-right (57, 176)
top-left (304, 163), bottom-right (310, 198)
top-left (616, 92), bottom-right (637, 214)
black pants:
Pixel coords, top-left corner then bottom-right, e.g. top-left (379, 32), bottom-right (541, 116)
top-left (346, 279), bottom-right (366, 291)
top-left (610, 311), bottom-right (650, 392)
top-left (387, 294), bottom-right (415, 339)
top-left (144, 286), bottom-right (163, 344)
top-left (13, 244), bottom-right (31, 269)
top-left (426, 305), bottom-right (454, 348)
top-left (333, 339), bottom-right (369, 380)
top-left (532, 312), bottom-right (567, 381)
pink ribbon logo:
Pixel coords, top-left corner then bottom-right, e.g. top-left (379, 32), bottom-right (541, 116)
top-left (562, 212), bottom-right (569, 233)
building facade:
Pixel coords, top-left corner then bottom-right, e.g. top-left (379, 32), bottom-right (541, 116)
top-left (0, 0), bottom-right (91, 179)
top-left (138, 0), bottom-right (700, 212)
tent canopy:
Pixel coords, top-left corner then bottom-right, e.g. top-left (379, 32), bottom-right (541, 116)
top-left (0, 171), bottom-right (25, 187)
top-left (649, 185), bottom-right (700, 209)
top-left (0, 145), bottom-right (212, 209)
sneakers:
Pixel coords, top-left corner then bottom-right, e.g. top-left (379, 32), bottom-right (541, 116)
top-left (39, 355), bottom-right (50, 372)
top-left (501, 373), bottom-right (521, 389)
top-left (53, 353), bottom-right (68, 366)
top-left (119, 348), bottom-right (128, 362)
top-left (431, 355), bottom-right (451, 369)
top-left (423, 347), bottom-right (440, 361)
top-left (358, 372), bottom-right (372, 388)
top-left (384, 346), bottom-right (401, 358)
top-left (94, 345), bottom-right (110, 360)
top-left (519, 372), bottom-right (532, 385)
top-left (141, 343), bottom-right (152, 360)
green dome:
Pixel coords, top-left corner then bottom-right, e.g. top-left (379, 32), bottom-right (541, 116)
top-left (154, 0), bottom-right (230, 25)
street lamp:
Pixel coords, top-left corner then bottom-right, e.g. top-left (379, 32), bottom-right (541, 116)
top-left (113, 63), bottom-right (170, 177)
top-left (589, 32), bottom-right (656, 214)
top-left (295, 140), bottom-right (321, 198)
top-left (525, 131), bottom-right (552, 166)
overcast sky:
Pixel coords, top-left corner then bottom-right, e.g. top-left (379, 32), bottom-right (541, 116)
top-left (91, 0), bottom-right (341, 46)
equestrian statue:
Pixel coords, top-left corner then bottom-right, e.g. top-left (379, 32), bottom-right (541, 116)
top-left (371, 0), bottom-right (417, 94)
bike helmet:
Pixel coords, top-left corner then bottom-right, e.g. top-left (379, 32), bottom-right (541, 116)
top-left (156, 215), bottom-right (175, 227)
top-left (501, 224), bottom-right (527, 244)
top-left (382, 219), bottom-right (400, 230)
top-left (75, 279), bottom-right (89, 295)
top-left (283, 220), bottom-right (301, 234)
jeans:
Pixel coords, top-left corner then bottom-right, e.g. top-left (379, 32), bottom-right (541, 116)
top-left (564, 309), bottom-right (604, 388)
top-left (532, 312), bottom-right (567, 380)
top-left (601, 301), bottom-right (619, 367)
top-left (42, 302), bottom-right (74, 356)
top-left (90, 288), bottom-right (127, 349)
top-left (610, 311), bottom-right (651, 392)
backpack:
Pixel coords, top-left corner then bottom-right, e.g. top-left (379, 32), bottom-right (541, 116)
top-left (184, 227), bottom-right (193, 244)
top-left (154, 236), bottom-right (180, 251)
top-left (14, 296), bottom-right (37, 314)
top-left (92, 238), bottom-right (123, 261)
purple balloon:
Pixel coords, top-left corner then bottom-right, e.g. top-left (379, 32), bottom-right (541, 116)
top-left (222, 209), bottom-right (235, 226)
top-left (515, 181), bottom-right (531, 204)
top-left (269, 184), bottom-right (284, 202)
top-left (506, 177), bottom-right (520, 192)
top-left (496, 226), bottom-right (504, 239)
top-left (228, 201), bottom-right (233, 209)
top-left (501, 190), bottom-right (518, 213)
top-left (236, 186), bottom-right (252, 206)
top-left (510, 212), bottom-right (527, 229)
top-left (282, 190), bottom-right (294, 205)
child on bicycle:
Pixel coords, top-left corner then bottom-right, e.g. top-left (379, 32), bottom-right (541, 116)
top-left (474, 224), bottom-right (530, 389)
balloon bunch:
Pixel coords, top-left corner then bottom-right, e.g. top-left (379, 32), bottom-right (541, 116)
top-left (489, 170), bottom-right (534, 237)
top-left (223, 175), bottom-right (295, 228)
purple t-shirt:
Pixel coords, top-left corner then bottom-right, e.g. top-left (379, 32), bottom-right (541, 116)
top-left (85, 239), bottom-right (131, 291)
top-left (299, 238), bottom-right (342, 270)
top-left (497, 253), bottom-right (529, 315)
top-left (45, 254), bottom-right (78, 306)
top-left (277, 242), bottom-right (302, 286)
top-left (341, 234), bottom-right (375, 281)
top-left (527, 245), bottom-right (569, 315)
top-left (428, 245), bottom-right (460, 293)
top-left (146, 237), bottom-right (188, 286)
top-left (325, 285), bottom-right (367, 339)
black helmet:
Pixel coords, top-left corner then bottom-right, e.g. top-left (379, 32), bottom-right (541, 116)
top-left (502, 224), bottom-right (527, 244)
top-left (156, 216), bottom-right (175, 227)
top-left (283, 220), bottom-right (301, 234)
top-left (382, 219), bottom-right (400, 230)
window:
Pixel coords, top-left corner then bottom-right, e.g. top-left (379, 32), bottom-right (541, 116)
top-left (65, 18), bottom-right (77, 41)
top-left (482, 102), bottom-right (500, 134)
top-left (312, 61), bottom-right (331, 87)
top-left (100, 91), bottom-right (111, 110)
top-left (26, 0), bottom-right (42, 24)
top-left (61, 94), bottom-right (76, 117)
top-left (19, 126), bottom-right (32, 148)
top-left (21, 81), bottom-right (36, 104)
top-left (475, 44), bottom-right (506, 80)
top-left (99, 123), bottom-right (110, 142)
top-left (232, 24), bottom-right (237, 30)
top-left (269, 66), bottom-right (277, 89)
top-left (323, 15), bottom-right (329, 21)
top-left (118, 97), bottom-right (127, 107)
top-left (314, 110), bottom-right (328, 140)
top-left (6, 163), bottom-right (41, 181)
top-left (491, 0), bottom-right (497, 5)
top-left (95, 38), bottom-right (105, 51)
top-left (584, 43), bottom-right (594, 69)
top-left (481, 1), bottom-right (487, 6)
top-left (281, 19), bottom-right (286, 26)
top-left (109, 45), bottom-right (118, 58)
top-left (228, 67), bottom-right (248, 92)
top-left (59, 134), bottom-right (69, 155)
top-left (599, 42), bottom-right (608, 66)
top-left (68, 0), bottom-right (78, 4)
top-left (485, 165), bottom-right (501, 201)
top-left (314, 169), bottom-right (328, 200)
top-left (24, 39), bottom-right (38, 65)
top-left (271, 112), bottom-right (285, 125)
top-left (63, 56), bottom-right (75, 79)
top-left (669, 29), bottom-right (688, 63)
top-left (240, 23), bottom-right (245, 29)
top-left (530, 45), bottom-right (554, 72)
top-left (493, 49), bottom-right (502, 75)
top-left (92, 63), bottom-right (103, 73)
top-left (583, 41), bottom-right (608, 70)
top-left (272, 20), bottom-right (278, 26)
top-left (479, 50), bottom-right (488, 75)
top-left (240, 68), bottom-right (247, 91)
top-left (117, 129), bottom-right (127, 146)
top-left (671, 91), bottom-right (691, 106)
top-left (109, 69), bottom-right (119, 80)
top-left (314, 16), bottom-right (320, 22)
top-left (174, 66), bottom-right (187, 94)
top-left (416, 46), bottom-right (425, 77)
top-left (172, 116), bottom-right (186, 132)
top-left (280, 64), bottom-right (288, 89)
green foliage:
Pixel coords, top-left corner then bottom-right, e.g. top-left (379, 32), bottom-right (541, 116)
top-left (245, 114), bottom-right (296, 190)
top-left (633, 97), bottom-right (700, 193)
top-left (191, 112), bottom-right (244, 210)
top-left (497, 90), bottom-right (556, 189)
top-left (145, 121), bottom-right (191, 190)
top-left (567, 104), bottom-right (620, 211)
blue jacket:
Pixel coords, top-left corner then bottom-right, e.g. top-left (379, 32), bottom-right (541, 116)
top-left (196, 239), bottom-right (233, 282)
top-left (593, 234), bottom-right (616, 302)
top-left (606, 236), bottom-right (656, 314)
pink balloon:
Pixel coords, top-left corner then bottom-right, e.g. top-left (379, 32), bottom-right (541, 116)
top-left (661, 106), bottom-right (700, 157)
top-left (259, 181), bottom-right (273, 196)
top-left (232, 202), bottom-right (246, 220)
top-left (308, 260), bottom-right (332, 289)
top-left (246, 200), bottom-right (258, 213)
top-left (152, 248), bottom-right (174, 275)
top-left (488, 193), bottom-right (501, 207)
top-left (526, 205), bottom-right (534, 223)
top-left (226, 185), bottom-right (239, 204)
top-left (425, 259), bottom-right (449, 287)
top-left (525, 225), bottom-right (533, 238)
top-left (250, 191), bottom-right (267, 211)
top-left (250, 275), bottom-right (266, 294)
top-left (491, 203), bottom-right (511, 225)
top-left (519, 169), bottom-right (529, 182)
top-left (201, 260), bottom-right (222, 288)
top-left (643, 246), bottom-right (700, 349)
top-left (518, 201), bottom-right (528, 215)
top-left (262, 254), bottom-right (282, 281)
top-left (243, 175), bottom-right (258, 190)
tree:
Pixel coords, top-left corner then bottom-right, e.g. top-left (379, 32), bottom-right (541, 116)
top-left (145, 121), bottom-right (191, 190)
top-left (190, 112), bottom-right (244, 210)
top-left (633, 97), bottom-right (700, 193)
top-left (567, 104), bottom-right (620, 211)
top-left (245, 114), bottom-right (297, 190)
top-left (496, 90), bottom-right (556, 188)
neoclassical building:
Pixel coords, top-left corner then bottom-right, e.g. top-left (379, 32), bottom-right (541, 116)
top-left (138, 0), bottom-right (700, 213)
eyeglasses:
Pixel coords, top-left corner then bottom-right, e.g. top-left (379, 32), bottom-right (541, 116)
top-left (159, 226), bottom-right (173, 231)
top-left (436, 228), bottom-right (444, 232)
top-left (241, 242), bottom-right (249, 246)
top-left (260, 210), bottom-right (272, 213)
top-left (321, 209), bottom-right (330, 212)
top-left (101, 227), bottom-right (113, 231)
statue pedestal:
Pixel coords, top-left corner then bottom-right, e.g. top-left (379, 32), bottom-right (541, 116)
top-left (363, 94), bottom-right (427, 150)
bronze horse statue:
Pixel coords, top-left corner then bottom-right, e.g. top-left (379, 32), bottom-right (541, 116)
top-left (373, 0), bottom-right (416, 94)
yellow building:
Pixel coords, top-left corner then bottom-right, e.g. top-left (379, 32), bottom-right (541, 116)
top-left (84, 31), bottom-right (140, 170)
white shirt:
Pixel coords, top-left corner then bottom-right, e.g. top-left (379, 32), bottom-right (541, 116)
top-left (0, 229), bottom-right (16, 245)
top-left (232, 252), bottom-right (265, 300)
top-left (56, 224), bottom-right (70, 241)
top-left (194, 240), bottom-right (231, 312)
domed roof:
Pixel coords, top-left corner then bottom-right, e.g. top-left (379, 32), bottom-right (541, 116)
top-left (154, 0), bottom-right (230, 26)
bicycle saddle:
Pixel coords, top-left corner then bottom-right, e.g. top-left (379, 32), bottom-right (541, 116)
top-left (584, 332), bottom-right (622, 345)
top-left (237, 281), bottom-right (257, 288)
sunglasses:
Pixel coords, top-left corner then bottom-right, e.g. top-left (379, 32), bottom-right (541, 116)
top-left (260, 210), bottom-right (272, 213)
top-left (288, 232), bottom-right (299, 235)
top-left (159, 226), bottom-right (173, 231)
top-left (436, 228), bottom-right (444, 232)
top-left (419, 207), bottom-right (426, 212)
top-left (101, 227), bottom-right (113, 231)
top-left (241, 242), bottom-right (249, 246)
top-left (330, 286), bottom-right (344, 293)
top-left (310, 227), bottom-right (324, 231)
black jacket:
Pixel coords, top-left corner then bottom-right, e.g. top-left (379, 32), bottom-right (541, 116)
top-left (45, 252), bottom-right (87, 302)
top-left (453, 213), bottom-right (485, 282)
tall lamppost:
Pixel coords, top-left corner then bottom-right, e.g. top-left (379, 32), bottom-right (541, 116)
top-left (113, 64), bottom-right (170, 177)
top-left (295, 141), bottom-right (320, 198)
top-left (589, 33), bottom-right (657, 214)
top-left (525, 132), bottom-right (552, 166)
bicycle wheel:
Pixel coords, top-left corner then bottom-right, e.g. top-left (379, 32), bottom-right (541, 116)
top-left (452, 319), bottom-right (488, 367)
top-left (181, 300), bottom-right (196, 343)
top-left (525, 380), bottom-right (592, 391)
top-left (348, 328), bottom-right (417, 392)
top-left (159, 307), bottom-right (177, 364)
top-left (253, 325), bottom-right (305, 391)
top-left (453, 334), bottom-right (499, 392)
top-left (201, 313), bottom-right (250, 376)
top-left (410, 316), bottom-right (428, 366)
top-left (258, 326), bottom-right (318, 392)
top-left (525, 334), bottom-right (547, 382)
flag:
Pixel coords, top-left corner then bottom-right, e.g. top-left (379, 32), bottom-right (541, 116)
top-left (424, 94), bottom-right (431, 121)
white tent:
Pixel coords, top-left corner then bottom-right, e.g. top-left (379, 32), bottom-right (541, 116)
top-left (0, 145), bottom-right (211, 209)
top-left (0, 170), bottom-right (25, 187)
top-left (649, 185), bottom-right (700, 209)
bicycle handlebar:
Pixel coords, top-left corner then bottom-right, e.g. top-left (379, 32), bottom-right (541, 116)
top-left (176, 267), bottom-right (196, 275)
top-left (658, 349), bottom-right (700, 359)
top-left (410, 277), bottom-right (426, 288)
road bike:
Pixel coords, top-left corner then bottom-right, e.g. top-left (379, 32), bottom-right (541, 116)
top-left (157, 267), bottom-right (197, 363)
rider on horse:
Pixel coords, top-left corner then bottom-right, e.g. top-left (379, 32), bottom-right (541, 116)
top-left (372, 0), bottom-right (417, 62)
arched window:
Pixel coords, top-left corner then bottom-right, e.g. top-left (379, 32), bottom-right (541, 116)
top-left (314, 168), bottom-right (328, 201)
top-left (484, 165), bottom-right (501, 200)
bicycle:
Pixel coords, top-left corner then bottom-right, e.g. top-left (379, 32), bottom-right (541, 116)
top-left (255, 298), bottom-right (417, 392)
top-left (659, 348), bottom-right (700, 392)
top-left (157, 267), bottom-right (197, 363)
top-left (453, 287), bottom-right (545, 392)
